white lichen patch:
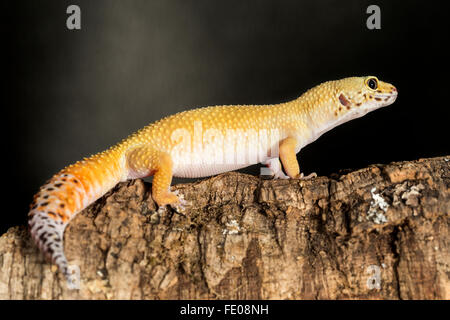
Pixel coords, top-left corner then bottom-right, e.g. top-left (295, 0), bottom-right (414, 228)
top-left (222, 219), bottom-right (241, 235)
top-left (367, 187), bottom-right (389, 224)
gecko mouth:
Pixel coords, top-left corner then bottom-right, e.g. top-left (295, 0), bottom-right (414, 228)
top-left (374, 92), bottom-right (398, 103)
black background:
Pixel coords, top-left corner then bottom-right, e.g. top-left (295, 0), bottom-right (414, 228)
top-left (4, 0), bottom-right (448, 235)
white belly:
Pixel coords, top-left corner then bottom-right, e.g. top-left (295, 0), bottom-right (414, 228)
top-left (172, 147), bottom-right (272, 178)
top-left (170, 128), bottom-right (285, 178)
top-left (173, 163), bottom-right (252, 178)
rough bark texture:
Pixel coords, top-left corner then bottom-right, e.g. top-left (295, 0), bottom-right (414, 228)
top-left (0, 156), bottom-right (449, 299)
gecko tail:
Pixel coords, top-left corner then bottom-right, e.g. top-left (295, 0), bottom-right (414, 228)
top-left (28, 172), bottom-right (89, 284)
top-left (28, 151), bottom-right (125, 286)
top-left (29, 210), bottom-right (71, 278)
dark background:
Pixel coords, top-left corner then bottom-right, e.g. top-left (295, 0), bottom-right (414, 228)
top-left (4, 0), bottom-right (448, 234)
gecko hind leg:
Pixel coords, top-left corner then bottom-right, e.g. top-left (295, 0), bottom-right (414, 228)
top-left (151, 153), bottom-right (180, 207)
top-left (262, 158), bottom-right (290, 179)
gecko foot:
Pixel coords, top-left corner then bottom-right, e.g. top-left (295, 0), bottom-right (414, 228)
top-left (273, 171), bottom-right (290, 179)
top-left (261, 158), bottom-right (290, 179)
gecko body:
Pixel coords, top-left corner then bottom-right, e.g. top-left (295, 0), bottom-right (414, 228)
top-left (28, 76), bottom-right (397, 285)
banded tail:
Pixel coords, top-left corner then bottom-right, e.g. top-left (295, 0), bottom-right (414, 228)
top-left (28, 147), bottom-right (126, 285)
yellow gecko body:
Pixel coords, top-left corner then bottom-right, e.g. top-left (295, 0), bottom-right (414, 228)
top-left (28, 76), bottom-right (397, 285)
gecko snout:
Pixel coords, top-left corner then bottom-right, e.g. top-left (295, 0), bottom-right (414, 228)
top-left (387, 85), bottom-right (398, 104)
top-left (391, 86), bottom-right (398, 100)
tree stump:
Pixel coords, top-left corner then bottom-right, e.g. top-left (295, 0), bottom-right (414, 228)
top-left (0, 156), bottom-right (448, 299)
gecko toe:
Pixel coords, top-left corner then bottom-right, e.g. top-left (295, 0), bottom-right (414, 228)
top-left (298, 172), bottom-right (317, 180)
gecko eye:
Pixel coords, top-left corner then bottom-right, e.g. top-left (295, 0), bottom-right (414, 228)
top-left (366, 77), bottom-right (378, 90)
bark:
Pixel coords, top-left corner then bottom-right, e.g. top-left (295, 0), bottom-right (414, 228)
top-left (0, 156), bottom-right (449, 299)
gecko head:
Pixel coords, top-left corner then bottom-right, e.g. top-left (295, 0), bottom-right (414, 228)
top-left (334, 76), bottom-right (397, 118)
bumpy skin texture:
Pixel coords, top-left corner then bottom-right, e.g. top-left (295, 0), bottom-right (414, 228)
top-left (28, 76), bottom-right (397, 285)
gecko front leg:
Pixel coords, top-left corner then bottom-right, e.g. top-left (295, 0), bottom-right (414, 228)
top-left (279, 137), bottom-right (317, 179)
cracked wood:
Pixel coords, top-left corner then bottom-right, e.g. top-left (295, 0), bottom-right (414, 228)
top-left (0, 156), bottom-right (448, 299)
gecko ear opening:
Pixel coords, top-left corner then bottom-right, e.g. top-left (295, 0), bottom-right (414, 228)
top-left (339, 94), bottom-right (351, 107)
